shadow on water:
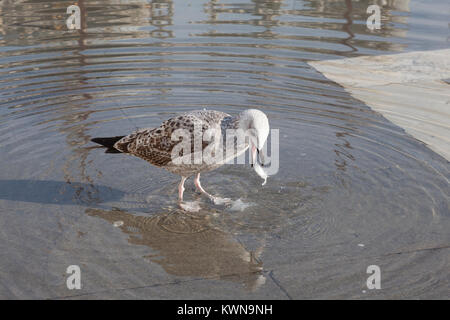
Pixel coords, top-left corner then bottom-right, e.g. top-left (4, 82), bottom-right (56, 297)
top-left (0, 180), bottom-right (124, 205)
top-left (86, 207), bottom-right (266, 291)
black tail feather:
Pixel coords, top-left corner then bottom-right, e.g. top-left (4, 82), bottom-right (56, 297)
top-left (91, 136), bottom-right (125, 153)
top-left (105, 147), bottom-right (122, 154)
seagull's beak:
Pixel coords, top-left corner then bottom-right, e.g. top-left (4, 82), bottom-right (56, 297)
top-left (251, 144), bottom-right (257, 168)
top-left (251, 144), bottom-right (265, 167)
top-left (257, 148), bottom-right (265, 166)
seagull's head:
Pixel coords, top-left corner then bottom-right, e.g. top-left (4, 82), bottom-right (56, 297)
top-left (238, 109), bottom-right (270, 166)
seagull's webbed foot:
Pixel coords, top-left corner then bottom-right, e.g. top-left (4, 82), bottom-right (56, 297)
top-left (210, 196), bottom-right (232, 205)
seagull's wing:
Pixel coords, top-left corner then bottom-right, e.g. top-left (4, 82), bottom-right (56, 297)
top-left (114, 110), bottom-right (229, 167)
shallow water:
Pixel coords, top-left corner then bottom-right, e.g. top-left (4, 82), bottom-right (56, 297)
top-left (0, 0), bottom-right (449, 299)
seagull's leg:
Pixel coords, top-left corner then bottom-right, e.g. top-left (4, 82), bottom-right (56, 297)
top-left (178, 176), bottom-right (201, 212)
top-left (178, 176), bottom-right (187, 202)
top-left (194, 173), bottom-right (231, 204)
top-left (194, 173), bottom-right (214, 199)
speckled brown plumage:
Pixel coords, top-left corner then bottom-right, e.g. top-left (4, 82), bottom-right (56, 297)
top-left (113, 110), bottom-right (237, 174)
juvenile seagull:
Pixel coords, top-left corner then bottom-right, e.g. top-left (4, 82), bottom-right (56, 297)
top-left (91, 109), bottom-right (269, 204)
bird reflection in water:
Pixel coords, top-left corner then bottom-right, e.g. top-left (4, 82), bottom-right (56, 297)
top-left (86, 207), bottom-right (266, 291)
